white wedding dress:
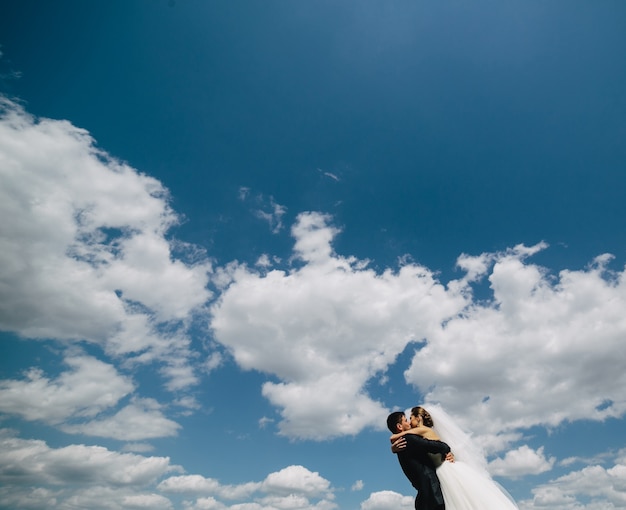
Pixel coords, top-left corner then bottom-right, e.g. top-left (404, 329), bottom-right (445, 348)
top-left (426, 405), bottom-right (519, 510)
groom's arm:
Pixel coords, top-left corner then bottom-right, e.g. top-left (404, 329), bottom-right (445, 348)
top-left (391, 436), bottom-right (407, 453)
top-left (410, 435), bottom-right (450, 455)
top-left (392, 435), bottom-right (454, 462)
top-left (391, 436), bottom-right (406, 453)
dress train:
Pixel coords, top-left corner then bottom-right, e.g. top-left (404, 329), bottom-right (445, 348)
top-left (426, 405), bottom-right (518, 510)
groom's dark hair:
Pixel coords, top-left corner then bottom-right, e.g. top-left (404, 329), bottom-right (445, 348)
top-left (386, 411), bottom-right (405, 433)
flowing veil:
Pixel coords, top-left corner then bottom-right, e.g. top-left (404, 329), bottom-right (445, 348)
top-left (426, 404), bottom-right (519, 508)
top-left (425, 404), bottom-right (490, 477)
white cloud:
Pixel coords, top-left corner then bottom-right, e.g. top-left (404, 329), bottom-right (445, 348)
top-left (261, 373), bottom-right (388, 440)
top-left (243, 193), bottom-right (287, 235)
top-left (520, 457), bottom-right (626, 509)
top-left (209, 209), bottom-right (626, 489)
top-left (259, 416), bottom-right (274, 428)
top-left (0, 354), bottom-right (133, 424)
top-left (122, 443), bottom-right (156, 453)
top-left (184, 496), bottom-right (226, 509)
top-left (0, 429), bottom-right (180, 509)
top-left (290, 212), bottom-right (340, 264)
top-left (0, 429), bottom-right (174, 487)
top-left (0, 485), bottom-right (61, 510)
top-left (0, 98), bottom-right (213, 387)
top-left (254, 197), bottom-right (287, 235)
top-left (317, 169), bottom-right (340, 182)
top-left (255, 493), bottom-right (337, 510)
top-left (256, 254), bottom-right (273, 268)
top-left (360, 490), bottom-right (414, 510)
top-left (238, 187), bottom-right (250, 201)
top-left (0, 352), bottom-right (180, 441)
top-left (61, 397), bottom-right (180, 440)
top-left (121, 492), bottom-right (174, 509)
top-left (161, 358), bottom-right (200, 391)
top-left (238, 188), bottom-right (287, 234)
top-left (489, 446), bottom-right (556, 478)
top-left (3, 97), bottom-right (626, 510)
top-left (204, 352), bottom-right (224, 373)
top-left (158, 474), bottom-right (223, 495)
top-left (160, 465), bottom-right (335, 510)
top-left (261, 465), bottom-right (332, 499)
top-left (408, 248), bottom-right (626, 449)
top-left (211, 212), bottom-right (466, 439)
top-left (60, 486), bottom-right (174, 510)
top-left (352, 480), bottom-right (364, 491)
top-left (173, 395), bottom-right (201, 411)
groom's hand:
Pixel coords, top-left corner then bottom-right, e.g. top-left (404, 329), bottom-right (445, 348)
top-left (445, 452), bottom-right (455, 463)
top-left (391, 437), bottom-right (407, 453)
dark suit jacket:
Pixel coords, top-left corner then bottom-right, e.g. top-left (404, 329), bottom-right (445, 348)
top-left (396, 435), bottom-right (450, 510)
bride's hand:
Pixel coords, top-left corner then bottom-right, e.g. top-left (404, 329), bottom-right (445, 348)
top-left (391, 437), bottom-right (407, 453)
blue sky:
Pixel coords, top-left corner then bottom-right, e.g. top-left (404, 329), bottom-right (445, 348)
top-left (1, 1), bottom-right (625, 509)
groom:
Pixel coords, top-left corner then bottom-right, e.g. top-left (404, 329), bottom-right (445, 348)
top-left (387, 411), bottom-right (451, 510)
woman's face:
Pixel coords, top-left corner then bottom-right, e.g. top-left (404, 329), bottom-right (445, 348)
top-left (410, 414), bottom-right (421, 428)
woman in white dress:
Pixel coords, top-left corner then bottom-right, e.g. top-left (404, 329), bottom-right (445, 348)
top-left (390, 405), bottom-right (518, 510)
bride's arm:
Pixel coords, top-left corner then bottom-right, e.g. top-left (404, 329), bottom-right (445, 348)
top-left (389, 426), bottom-right (429, 442)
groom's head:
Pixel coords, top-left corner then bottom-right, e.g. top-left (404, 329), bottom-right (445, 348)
top-left (387, 411), bottom-right (408, 433)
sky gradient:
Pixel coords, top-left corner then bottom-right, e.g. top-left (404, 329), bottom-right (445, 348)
top-left (1, 1), bottom-right (626, 509)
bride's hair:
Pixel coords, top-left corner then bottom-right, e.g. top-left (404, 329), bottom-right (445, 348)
top-left (411, 406), bottom-right (434, 427)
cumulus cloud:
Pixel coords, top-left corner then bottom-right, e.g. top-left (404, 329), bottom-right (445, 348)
top-left (520, 455), bottom-right (626, 509)
top-left (0, 351), bottom-right (179, 441)
top-left (0, 354), bottom-right (133, 424)
top-left (3, 96), bottom-right (626, 509)
top-left (261, 465), bottom-right (333, 499)
top-left (17, 486), bottom-right (175, 510)
top-left (0, 429), bottom-right (337, 510)
top-left (61, 397), bottom-right (181, 440)
top-left (0, 98), bottom-right (213, 387)
top-left (158, 474), bottom-right (223, 495)
top-left (211, 212), bottom-right (466, 439)
top-left (210, 209), bottom-right (626, 490)
top-left (410, 248), bottom-right (626, 450)
top-left (159, 465), bottom-right (335, 509)
top-left (360, 490), bottom-right (414, 510)
top-left (0, 439), bottom-right (170, 486)
top-left (489, 446), bottom-right (556, 478)
top-left (0, 429), bottom-right (177, 509)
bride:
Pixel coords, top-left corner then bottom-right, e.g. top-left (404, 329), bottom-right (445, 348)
top-left (391, 405), bottom-right (519, 510)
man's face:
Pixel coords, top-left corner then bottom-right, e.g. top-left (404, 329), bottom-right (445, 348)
top-left (399, 414), bottom-right (411, 431)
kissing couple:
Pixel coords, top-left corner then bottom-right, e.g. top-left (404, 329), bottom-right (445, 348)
top-left (387, 405), bottom-right (519, 510)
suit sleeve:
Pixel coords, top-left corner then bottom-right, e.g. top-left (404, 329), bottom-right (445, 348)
top-left (404, 434), bottom-right (451, 455)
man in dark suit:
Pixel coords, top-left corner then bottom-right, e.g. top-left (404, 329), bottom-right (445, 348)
top-left (387, 412), bottom-right (451, 510)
